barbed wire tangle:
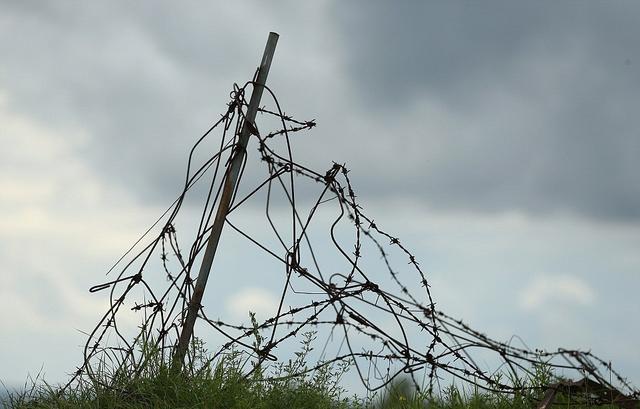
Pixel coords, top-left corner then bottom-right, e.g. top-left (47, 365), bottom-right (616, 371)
top-left (64, 79), bottom-right (639, 408)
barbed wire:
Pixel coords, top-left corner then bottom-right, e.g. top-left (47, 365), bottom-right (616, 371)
top-left (63, 79), bottom-right (639, 408)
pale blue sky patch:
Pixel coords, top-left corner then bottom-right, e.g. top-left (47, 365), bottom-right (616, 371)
top-left (519, 274), bottom-right (596, 311)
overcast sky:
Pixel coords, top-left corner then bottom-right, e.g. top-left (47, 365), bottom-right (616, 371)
top-left (1, 1), bottom-right (639, 392)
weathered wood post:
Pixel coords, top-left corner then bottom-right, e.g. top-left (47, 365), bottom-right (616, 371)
top-left (172, 32), bottom-right (279, 372)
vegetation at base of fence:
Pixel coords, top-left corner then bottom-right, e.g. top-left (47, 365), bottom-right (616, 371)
top-left (3, 333), bottom-right (629, 409)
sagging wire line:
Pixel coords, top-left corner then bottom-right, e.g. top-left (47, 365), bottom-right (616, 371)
top-left (61, 80), bottom-right (639, 409)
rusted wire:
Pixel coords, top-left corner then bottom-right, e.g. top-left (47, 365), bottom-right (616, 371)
top-left (62, 79), bottom-right (639, 407)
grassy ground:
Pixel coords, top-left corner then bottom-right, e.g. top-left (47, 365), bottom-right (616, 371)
top-left (3, 374), bottom-right (624, 409)
top-left (1, 334), bottom-right (626, 408)
top-left (1, 368), bottom-right (624, 409)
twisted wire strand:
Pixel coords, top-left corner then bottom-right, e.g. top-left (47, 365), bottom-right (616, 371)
top-left (62, 80), bottom-right (639, 407)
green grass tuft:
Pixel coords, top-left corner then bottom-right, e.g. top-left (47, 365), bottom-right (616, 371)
top-left (2, 332), bottom-right (629, 409)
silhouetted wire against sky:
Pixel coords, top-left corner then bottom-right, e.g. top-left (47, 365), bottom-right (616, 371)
top-left (62, 82), bottom-right (639, 404)
top-left (0, 1), bottom-right (638, 396)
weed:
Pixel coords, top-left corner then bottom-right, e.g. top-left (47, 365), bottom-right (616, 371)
top-left (3, 334), bottom-right (631, 409)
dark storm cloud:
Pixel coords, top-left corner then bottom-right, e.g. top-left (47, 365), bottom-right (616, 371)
top-left (3, 2), bottom-right (639, 221)
top-left (331, 1), bottom-right (640, 221)
top-left (0, 2), bottom-right (270, 202)
top-left (332, 2), bottom-right (640, 109)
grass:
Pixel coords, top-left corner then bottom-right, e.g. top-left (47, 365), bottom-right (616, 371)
top-left (1, 332), bottom-right (630, 409)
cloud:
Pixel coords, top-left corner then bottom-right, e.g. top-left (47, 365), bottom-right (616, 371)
top-left (0, 1), bottom-right (343, 206)
top-left (329, 2), bottom-right (640, 221)
top-left (225, 287), bottom-right (279, 322)
top-left (519, 274), bottom-right (596, 311)
top-left (0, 98), bottom-right (163, 385)
top-left (0, 2), bottom-right (246, 202)
top-left (332, 2), bottom-right (640, 111)
top-left (3, 2), bottom-right (640, 222)
top-left (0, 93), bottom-right (148, 348)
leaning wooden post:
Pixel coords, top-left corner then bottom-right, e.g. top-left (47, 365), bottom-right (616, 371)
top-left (172, 32), bottom-right (279, 371)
